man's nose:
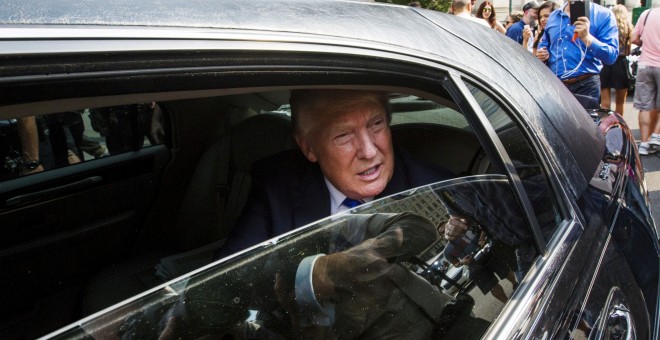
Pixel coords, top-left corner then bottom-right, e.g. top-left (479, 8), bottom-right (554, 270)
top-left (355, 131), bottom-right (377, 159)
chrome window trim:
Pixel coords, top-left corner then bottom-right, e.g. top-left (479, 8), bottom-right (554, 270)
top-left (0, 26), bottom-right (443, 57)
top-left (486, 218), bottom-right (583, 338)
top-left (444, 74), bottom-right (592, 337)
top-left (447, 74), bottom-right (547, 253)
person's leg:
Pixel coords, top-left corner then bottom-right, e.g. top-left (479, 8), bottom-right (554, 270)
top-left (638, 110), bottom-right (655, 154)
top-left (614, 88), bottom-right (628, 116)
top-left (506, 269), bottom-right (518, 287)
top-left (651, 110), bottom-right (660, 145)
top-left (600, 87), bottom-right (611, 110)
top-left (490, 283), bottom-right (509, 304)
top-left (635, 67), bottom-right (656, 154)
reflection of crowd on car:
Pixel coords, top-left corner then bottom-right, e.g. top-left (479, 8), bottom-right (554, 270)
top-left (0, 103), bottom-right (163, 180)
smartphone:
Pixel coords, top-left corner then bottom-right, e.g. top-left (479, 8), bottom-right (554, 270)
top-left (569, 0), bottom-right (589, 25)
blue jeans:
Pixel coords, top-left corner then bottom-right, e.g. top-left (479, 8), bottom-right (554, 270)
top-left (565, 75), bottom-right (601, 109)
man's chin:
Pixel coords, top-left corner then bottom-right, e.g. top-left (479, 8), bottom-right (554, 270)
top-left (354, 181), bottom-right (388, 199)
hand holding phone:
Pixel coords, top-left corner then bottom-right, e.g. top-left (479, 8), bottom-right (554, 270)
top-left (569, 0), bottom-right (588, 25)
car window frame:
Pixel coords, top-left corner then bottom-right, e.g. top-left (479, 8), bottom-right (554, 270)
top-left (2, 36), bottom-right (582, 338)
top-left (441, 74), bottom-right (595, 337)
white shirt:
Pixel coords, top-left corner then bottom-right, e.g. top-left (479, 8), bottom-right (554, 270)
top-left (295, 178), bottom-right (374, 327)
top-left (455, 12), bottom-right (489, 27)
top-left (325, 177), bottom-right (372, 214)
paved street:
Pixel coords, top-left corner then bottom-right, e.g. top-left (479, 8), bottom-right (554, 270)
top-left (617, 94), bottom-right (660, 224)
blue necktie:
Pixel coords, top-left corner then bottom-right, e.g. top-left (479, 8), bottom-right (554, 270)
top-left (342, 197), bottom-right (363, 209)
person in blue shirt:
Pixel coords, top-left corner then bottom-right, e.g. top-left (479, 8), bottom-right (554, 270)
top-left (536, 0), bottom-right (618, 107)
top-left (505, 1), bottom-right (540, 49)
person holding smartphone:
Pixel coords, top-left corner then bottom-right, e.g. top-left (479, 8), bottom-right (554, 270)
top-left (535, 0), bottom-right (618, 108)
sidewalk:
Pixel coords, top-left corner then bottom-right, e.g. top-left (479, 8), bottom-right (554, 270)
top-left (619, 94), bottom-right (660, 224)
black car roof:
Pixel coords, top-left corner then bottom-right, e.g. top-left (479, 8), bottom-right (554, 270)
top-left (0, 0), bottom-right (603, 197)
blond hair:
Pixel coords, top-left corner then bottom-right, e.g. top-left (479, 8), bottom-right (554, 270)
top-left (290, 89), bottom-right (390, 138)
top-left (612, 5), bottom-right (633, 55)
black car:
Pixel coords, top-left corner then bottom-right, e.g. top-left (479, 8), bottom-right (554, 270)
top-left (0, 0), bottom-right (657, 339)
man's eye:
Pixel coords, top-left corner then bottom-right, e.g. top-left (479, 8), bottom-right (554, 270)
top-left (371, 119), bottom-right (386, 131)
top-left (333, 133), bottom-right (352, 145)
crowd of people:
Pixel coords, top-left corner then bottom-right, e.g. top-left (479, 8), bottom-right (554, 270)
top-left (0, 103), bottom-right (164, 180)
top-left (436, 0), bottom-right (658, 157)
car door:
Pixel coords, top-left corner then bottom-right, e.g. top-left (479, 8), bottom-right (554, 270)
top-left (455, 79), bottom-right (654, 339)
top-left (0, 107), bottom-right (169, 337)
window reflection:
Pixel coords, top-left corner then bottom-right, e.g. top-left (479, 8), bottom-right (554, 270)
top-left (89, 103), bottom-right (163, 155)
top-left (465, 82), bottom-right (562, 243)
top-left (0, 103), bottom-right (163, 181)
top-left (61, 176), bottom-right (529, 340)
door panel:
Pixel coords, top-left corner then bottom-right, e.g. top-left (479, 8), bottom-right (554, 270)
top-left (0, 113), bottom-right (169, 338)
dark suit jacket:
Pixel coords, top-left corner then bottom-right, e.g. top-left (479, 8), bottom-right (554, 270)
top-left (216, 148), bottom-right (453, 258)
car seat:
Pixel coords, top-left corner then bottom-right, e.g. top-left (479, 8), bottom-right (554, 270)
top-left (82, 112), bottom-right (296, 315)
top-left (391, 123), bottom-right (485, 176)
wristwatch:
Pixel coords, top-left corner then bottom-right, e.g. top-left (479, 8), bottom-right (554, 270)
top-left (23, 159), bottom-right (41, 170)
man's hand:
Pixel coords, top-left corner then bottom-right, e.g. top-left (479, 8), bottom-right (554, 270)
top-left (459, 254), bottom-right (474, 266)
top-left (536, 47), bottom-right (549, 62)
top-left (574, 17), bottom-right (592, 46)
top-left (523, 25), bottom-right (533, 41)
top-left (443, 216), bottom-right (469, 241)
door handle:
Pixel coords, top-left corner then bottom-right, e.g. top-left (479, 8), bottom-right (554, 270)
top-left (6, 176), bottom-right (103, 206)
top-left (593, 287), bottom-right (636, 340)
top-left (606, 305), bottom-right (635, 340)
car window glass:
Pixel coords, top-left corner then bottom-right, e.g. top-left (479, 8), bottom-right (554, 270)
top-left (389, 94), bottom-right (470, 129)
top-left (464, 82), bottom-right (562, 243)
top-left (0, 103), bottom-right (164, 181)
top-left (51, 175), bottom-right (531, 340)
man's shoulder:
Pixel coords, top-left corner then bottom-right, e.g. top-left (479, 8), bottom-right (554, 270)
top-left (505, 21), bottom-right (522, 38)
top-left (591, 2), bottom-right (616, 21)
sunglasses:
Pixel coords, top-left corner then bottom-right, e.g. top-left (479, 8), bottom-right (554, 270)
top-left (483, 7), bottom-right (492, 12)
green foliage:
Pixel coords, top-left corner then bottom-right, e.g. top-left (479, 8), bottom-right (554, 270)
top-left (376, 0), bottom-right (452, 13)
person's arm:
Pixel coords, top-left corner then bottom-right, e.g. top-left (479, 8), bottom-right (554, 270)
top-left (293, 212), bottom-right (438, 328)
top-left (494, 20), bottom-right (506, 34)
top-left (630, 10), bottom-right (647, 46)
top-left (17, 116), bottom-right (44, 175)
top-left (150, 102), bottom-right (165, 144)
top-left (522, 25), bottom-right (532, 50)
top-left (443, 215), bottom-right (469, 241)
top-left (576, 8), bottom-right (618, 65)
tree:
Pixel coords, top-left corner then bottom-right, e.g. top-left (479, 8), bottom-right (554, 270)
top-left (376, 0), bottom-right (452, 13)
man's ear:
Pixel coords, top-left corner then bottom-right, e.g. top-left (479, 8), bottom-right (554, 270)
top-left (295, 135), bottom-right (318, 163)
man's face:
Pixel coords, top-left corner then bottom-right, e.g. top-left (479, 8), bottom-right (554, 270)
top-left (296, 103), bottom-right (394, 200)
top-left (527, 8), bottom-right (539, 24)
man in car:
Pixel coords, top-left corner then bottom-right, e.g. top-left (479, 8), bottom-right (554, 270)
top-left (217, 89), bottom-right (453, 257)
top-left (203, 89), bottom-right (454, 337)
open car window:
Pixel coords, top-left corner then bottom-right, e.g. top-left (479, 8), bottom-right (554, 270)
top-left (49, 175), bottom-right (533, 339)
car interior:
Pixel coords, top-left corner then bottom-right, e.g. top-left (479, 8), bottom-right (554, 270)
top-left (1, 87), bottom-right (530, 339)
top-left (79, 90), bottom-right (490, 309)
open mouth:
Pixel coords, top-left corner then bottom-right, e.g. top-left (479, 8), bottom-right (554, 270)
top-left (358, 164), bottom-right (381, 179)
